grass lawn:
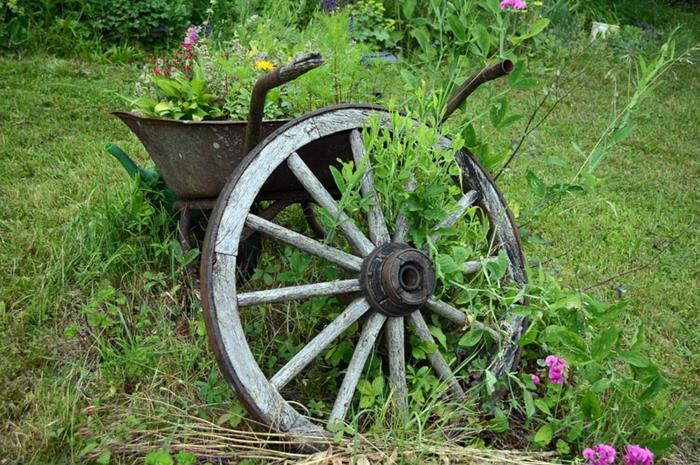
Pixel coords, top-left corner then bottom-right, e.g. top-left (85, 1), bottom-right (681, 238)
top-left (1, 29), bottom-right (698, 465)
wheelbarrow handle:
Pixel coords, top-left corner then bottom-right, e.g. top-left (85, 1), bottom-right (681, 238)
top-left (440, 59), bottom-right (514, 125)
top-left (244, 52), bottom-right (324, 154)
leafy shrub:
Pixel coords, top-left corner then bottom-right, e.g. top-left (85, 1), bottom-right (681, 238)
top-left (87, 0), bottom-right (191, 45)
top-left (348, 0), bottom-right (396, 49)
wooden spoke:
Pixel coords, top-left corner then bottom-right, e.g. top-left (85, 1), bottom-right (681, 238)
top-left (392, 175), bottom-right (416, 243)
top-left (429, 190), bottom-right (479, 243)
top-left (287, 152), bottom-right (375, 256)
top-left (245, 214), bottom-right (363, 272)
top-left (408, 311), bottom-right (464, 398)
top-left (386, 317), bottom-right (407, 414)
top-left (329, 311), bottom-right (387, 424)
top-left (350, 130), bottom-right (390, 246)
top-left (464, 256), bottom-right (498, 274)
top-left (425, 299), bottom-right (502, 342)
top-left (271, 298), bottom-right (371, 390)
top-left (237, 279), bottom-right (360, 307)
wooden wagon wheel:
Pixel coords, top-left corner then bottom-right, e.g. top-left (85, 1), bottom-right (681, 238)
top-left (201, 104), bottom-right (527, 445)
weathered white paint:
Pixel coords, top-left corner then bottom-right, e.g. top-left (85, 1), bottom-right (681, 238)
top-left (245, 214), bottom-right (363, 272)
top-left (350, 129), bottom-right (391, 246)
top-left (237, 279), bottom-right (361, 307)
top-left (328, 311), bottom-right (387, 424)
top-left (287, 152), bottom-right (376, 257)
top-left (272, 298), bottom-right (371, 390)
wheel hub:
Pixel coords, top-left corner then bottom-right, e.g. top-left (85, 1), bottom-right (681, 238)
top-left (359, 243), bottom-right (436, 317)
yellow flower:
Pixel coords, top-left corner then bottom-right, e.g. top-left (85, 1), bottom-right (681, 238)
top-left (255, 60), bottom-right (275, 72)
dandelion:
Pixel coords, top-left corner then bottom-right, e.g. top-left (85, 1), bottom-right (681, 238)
top-left (255, 60), bottom-right (275, 72)
top-left (545, 355), bottom-right (568, 384)
top-left (624, 445), bottom-right (654, 465)
top-left (500, 0), bottom-right (527, 10)
top-left (530, 374), bottom-right (540, 384)
top-left (583, 444), bottom-right (616, 465)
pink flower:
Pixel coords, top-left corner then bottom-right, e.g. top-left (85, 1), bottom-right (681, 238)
top-left (182, 25), bottom-right (200, 49)
top-left (624, 445), bottom-right (654, 465)
top-left (500, 0), bottom-right (527, 10)
top-left (583, 444), bottom-right (616, 465)
top-left (530, 374), bottom-right (540, 384)
top-left (545, 355), bottom-right (568, 384)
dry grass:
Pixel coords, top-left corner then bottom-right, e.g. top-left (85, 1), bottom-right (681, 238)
top-left (92, 397), bottom-right (562, 465)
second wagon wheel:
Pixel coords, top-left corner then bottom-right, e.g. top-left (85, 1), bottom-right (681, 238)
top-left (201, 104), bottom-right (528, 446)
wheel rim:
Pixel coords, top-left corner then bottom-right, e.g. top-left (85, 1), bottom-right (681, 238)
top-left (201, 104), bottom-right (527, 445)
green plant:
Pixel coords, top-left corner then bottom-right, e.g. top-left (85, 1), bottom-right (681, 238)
top-left (348, 0), bottom-right (396, 49)
top-left (131, 63), bottom-right (225, 120)
top-left (87, 0), bottom-right (190, 45)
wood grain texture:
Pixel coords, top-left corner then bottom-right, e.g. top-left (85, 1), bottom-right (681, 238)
top-left (392, 175), bottom-right (416, 243)
top-left (245, 214), bottom-right (363, 272)
top-left (329, 311), bottom-right (387, 424)
top-left (287, 152), bottom-right (376, 257)
top-left (203, 105), bottom-right (526, 445)
top-left (429, 190), bottom-right (479, 244)
top-left (409, 311), bottom-right (465, 398)
top-left (425, 299), bottom-right (502, 341)
top-left (272, 298), bottom-right (371, 390)
top-left (386, 317), bottom-right (407, 414)
top-left (350, 129), bottom-right (390, 246)
top-left (237, 279), bottom-right (361, 307)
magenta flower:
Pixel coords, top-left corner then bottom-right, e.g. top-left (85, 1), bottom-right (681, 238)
top-left (530, 374), bottom-right (540, 384)
top-left (583, 444), bottom-right (616, 465)
top-left (500, 0), bottom-right (527, 10)
top-left (545, 355), bottom-right (568, 384)
top-left (624, 445), bottom-right (654, 465)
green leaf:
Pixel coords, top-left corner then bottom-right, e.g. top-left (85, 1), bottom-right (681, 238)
top-left (472, 24), bottom-right (492, 57)
top-left (591, 328), bottom-right (620, 360)
top-left (525, 169), bottom-right (546, 197)
top-left (154, 78), bottom-right (182, 98)
top-left (523, 389), bottom-right (535, 418)
top-left (619, 351), bottom-right (652, 368)
top-left (511, 18), bottom-right (550, 45)
top-left (458, 328), bottom-right (483, 347)
top-left (145, 450), bottom-right (173, 465)
top-left (446, 14), bottom-right (466, 42)
top-left (489, 409), bottom-right (509, 432)
top-left (611, 123), bottom-right (634, 144)
top-left (556, 439), bottom-right (571, 455)
top-left (96, 451), bottom-right (111, 465)
top-left (535, 398), bottom-right (551, 416)
top-left (584, 145), bottom-right (607, 174)
top-left (516, 324), bottom-right (538, 347)
top-left (591, 378), bottom-right (612, 393)
top-left (581, 390), bottom-right (602, 420)
top-left (402, 0), bottom-right (416, 19)
top-left (175, 451), bottom-right (197, 465)
top-left (547, 156), bottom-right (567, 167)
top-left (550, 326), bottom-right (588, 362)
top-left (429, 325), bottom-right (448, 350)
top-left (645, 436), bottom-right (674, 456)
top-left (489, 98), bottom-right (507, 128)
top-left (640, 374), bottom-right (669, 403)
top-left (534, 423), bottom-right (553, 445)
top-left (630, 321), bottom-right (645, 352)
top-left (154, 101), bottom-right (173, 114)
top-left (410, 27), bottom-right (431, 55)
